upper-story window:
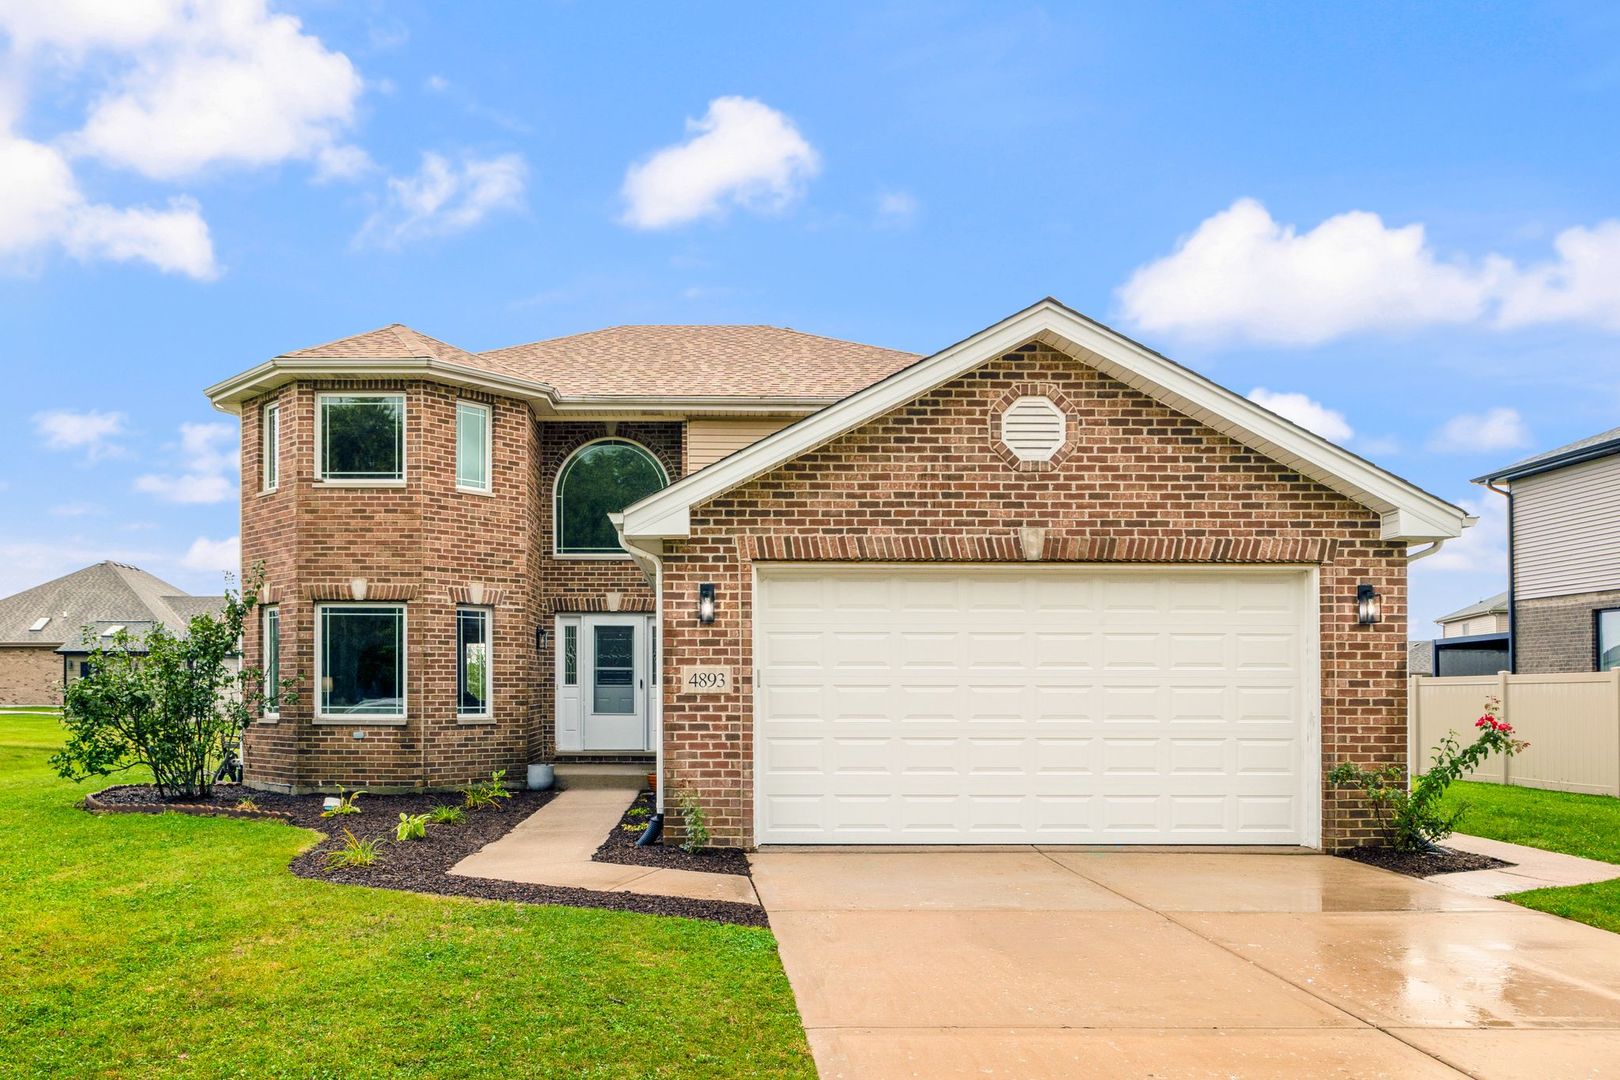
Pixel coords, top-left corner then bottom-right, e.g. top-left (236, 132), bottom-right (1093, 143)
top-left (319, 393), bottom-right (405, 483)
top-left (262, 402), bottom-right (280, 491)
top-left (554, 438), bottom-right (668, 556)
top-left (456, 401), bottom-right (491, 492)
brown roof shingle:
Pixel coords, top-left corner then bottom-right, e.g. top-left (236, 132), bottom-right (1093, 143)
top-left (479, 325), bottom-right (920, 398)
top-left (279, 324), bottom-right (537, 383)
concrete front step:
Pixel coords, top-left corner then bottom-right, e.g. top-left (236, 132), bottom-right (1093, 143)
top-left (553, 762), bottom-right (649, 790)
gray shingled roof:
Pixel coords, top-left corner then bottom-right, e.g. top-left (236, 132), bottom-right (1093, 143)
top-left (1435, 591), bottom-right (1509, 625)
top-left (1475, 425), bottom-right (1620, 484)
top-left (0, 562), bottom-right (223, 648)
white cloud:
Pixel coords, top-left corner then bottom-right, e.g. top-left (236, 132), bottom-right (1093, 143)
top-left (357, 151), bottom-right (527, 249)
top-left (7, 0), bottom-right (367, 181)
top-left (1495, 221), bottom-right (1620, 332)
top-left (1246, 388), bottom-right (1354, 442)
top-left (1418, 496), bottom-right (1506, 574)
top-left (876, 189), bottom-right (918, 226)
top-left (49, 502), bottom-right (100, 517)
top-left (33, 408), bottom-right (127, 459)
top-left (620, 96), bottom-right (820, 229)
top-left (0, 132), bottom-right (216, 277)
top-left (134, 420), bottom-right (238, 503)
top-left (1117, 198), bottom-right (1620, 345)
top-left (1118, 199), bottom-right (1488, 345)
top-left (1427, 407), bottom-right (1532, 454)
top-left (180, 534), bottom-right (240, 574)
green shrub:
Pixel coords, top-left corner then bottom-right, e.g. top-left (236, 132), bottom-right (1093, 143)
top-left (1329, 695), bottom-right (1528, 852)
top-left (427, 804), bottom-right (465, 826)
top-left (395, 813), bottom-right (429, 842)
top-left (320, 786), bottom-right (362, 818)
top-left (677, 789), bottom-right (709, 854)
top-left (323, 829), bottom-right (383, 870)
top-left (463, 770), bottom-right (513, 812)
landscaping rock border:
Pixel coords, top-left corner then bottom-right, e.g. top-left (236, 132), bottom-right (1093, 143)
top-left (85, 784), bottom-right (767, 927)
top-left (592, 790), bottom-right (752, 877)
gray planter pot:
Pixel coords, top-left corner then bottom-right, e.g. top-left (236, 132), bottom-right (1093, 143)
top-left (527, 763), bottom-right (555, 791)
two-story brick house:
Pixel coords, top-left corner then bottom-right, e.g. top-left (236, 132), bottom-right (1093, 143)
top-left (206, 299), bottom-right (1469, 850)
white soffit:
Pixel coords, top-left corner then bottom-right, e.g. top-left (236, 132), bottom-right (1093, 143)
top-left (620, 298), bottom-right (1470, 544)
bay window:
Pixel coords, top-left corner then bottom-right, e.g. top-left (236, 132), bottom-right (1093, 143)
top-left (317, 603), bottom-right (406, 718)
top-left (457, 401), bottom-right (491, 492)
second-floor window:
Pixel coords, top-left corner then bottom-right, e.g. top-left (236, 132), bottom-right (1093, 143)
top-left (456, 401), bottom-right (491, 492)
top-left (320, 393), bottom-right (405, 483)
top-left (262, 402), bottom-right (280, 491)
top-left (555, 438), bottom-right (668, 555)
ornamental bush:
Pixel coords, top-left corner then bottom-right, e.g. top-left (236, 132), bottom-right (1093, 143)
top-left (1328, 696), bottom-right (1528, 852)
top-left (50, 565), bottom-right (294, 800)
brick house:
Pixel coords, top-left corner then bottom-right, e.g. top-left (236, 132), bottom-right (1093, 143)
top-left (1476, 426), bottom-right (1620, 673)
top-left (206, 299), bottom-right (1468, 850)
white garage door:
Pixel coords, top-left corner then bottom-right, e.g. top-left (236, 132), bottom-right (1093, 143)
top-left (754, 565), bottom-right (1317, 846)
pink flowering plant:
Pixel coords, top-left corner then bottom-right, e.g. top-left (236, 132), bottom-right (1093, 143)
top-left (1328, 696), bottom-right (1529, 852)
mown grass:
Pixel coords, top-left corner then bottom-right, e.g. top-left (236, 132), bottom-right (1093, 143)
top-left (0, 712), bottom-right (814, 1079)
top-left (1444, 780), bottom-right (1620, 934)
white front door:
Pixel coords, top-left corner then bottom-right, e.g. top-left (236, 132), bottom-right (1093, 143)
top-left (754, 564), bottom-right (1318, 846)
top-left (581, 614), bottom-right (648, 751)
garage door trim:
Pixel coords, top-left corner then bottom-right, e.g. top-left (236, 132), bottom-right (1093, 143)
top-left (751, 562), bottom-right (1321, 848)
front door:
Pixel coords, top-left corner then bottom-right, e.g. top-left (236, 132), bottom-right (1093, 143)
top-left (581, 615), bottom-right (648, 750)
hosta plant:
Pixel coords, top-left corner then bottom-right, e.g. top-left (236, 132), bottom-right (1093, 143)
top-left (395, 813), bottom-right (429, 842)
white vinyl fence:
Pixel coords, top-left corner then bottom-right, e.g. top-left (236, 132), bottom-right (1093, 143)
top-left (1409, 671), bottom-right (1620, 796)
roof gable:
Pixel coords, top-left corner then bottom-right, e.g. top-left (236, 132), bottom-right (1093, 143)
top-left (619, 298), bottom-right (1471, 545)
top-left (0, 562), bottom-right (222, 646)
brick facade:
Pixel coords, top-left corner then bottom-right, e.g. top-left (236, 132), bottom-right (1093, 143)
top-left (0, 647), bottom-right (62, 707)
top-left (1515, 589), bottom-right (1620, 673)
top-left (657, 345), bottom-right (1409, 851)
top-left (239, 391), bottom-right (680, 792)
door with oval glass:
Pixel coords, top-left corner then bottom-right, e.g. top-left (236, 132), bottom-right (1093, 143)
top-left (581, 614), bottom-right (649, 750)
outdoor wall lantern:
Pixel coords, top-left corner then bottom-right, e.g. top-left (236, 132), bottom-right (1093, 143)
top-left (698, 583), bottom-right (717, 625)
top-left (1357, 583), bottom-right (1383, 626)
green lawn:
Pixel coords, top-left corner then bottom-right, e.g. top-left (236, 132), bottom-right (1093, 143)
top-left (0, 712), bottom-right (814, 1079)
top-left (1443, 780), bottom-right (1620, 934)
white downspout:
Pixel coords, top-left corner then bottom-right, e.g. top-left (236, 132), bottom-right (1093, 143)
top-left (610, 513), bottom-right (665, 817)
top-left (1406, 539), bottom-right (1449, 563)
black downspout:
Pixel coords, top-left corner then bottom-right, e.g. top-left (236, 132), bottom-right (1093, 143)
top-left (635, 814), bottom-right (664, 846)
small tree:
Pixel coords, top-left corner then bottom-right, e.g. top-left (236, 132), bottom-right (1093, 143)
top-left (1329, 696), bottom-right (1527, 851)
top-left (51, 565), bottom-right (293, 799)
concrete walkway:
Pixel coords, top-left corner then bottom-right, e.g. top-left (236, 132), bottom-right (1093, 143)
top-left (449, 787), bottom-right (759, 906)
top-left (751, 848), bottom-right (1620, 1079)
top-left (1428, 832), bottom-right (1620, 897)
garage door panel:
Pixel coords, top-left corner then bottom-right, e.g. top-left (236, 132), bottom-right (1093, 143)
top-left (756, 566), bottom-right (1314, 845)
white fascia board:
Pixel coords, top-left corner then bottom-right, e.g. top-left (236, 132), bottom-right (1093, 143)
top-left (205, 357), bottom-right (561, 414)
top-left (621, 298), bottom-right (1470, 544)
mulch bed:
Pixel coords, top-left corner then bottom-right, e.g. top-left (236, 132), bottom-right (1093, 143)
top-left (1338, 844), bottom-right (1513, 877)
top-left (592, 790), bottom-right (752, 877)
top-left (85, 784), bottom-right (767, 927)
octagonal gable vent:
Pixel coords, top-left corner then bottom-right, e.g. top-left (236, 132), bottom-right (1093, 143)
top-left (999, 395), bottom-right (1067, 462)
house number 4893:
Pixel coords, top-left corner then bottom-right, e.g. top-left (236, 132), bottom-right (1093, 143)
top-left (681, 666), bottom-right (732, 693)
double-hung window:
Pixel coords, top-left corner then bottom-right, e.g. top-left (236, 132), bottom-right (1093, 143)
top-left (262, 402), bottom-right (280, 491)
top-left (317, 603), bottom-right (406, 718)
top-left (319, 394), bottom-right (405, 483)
top-left (1598, 609), bottom-right (1620, 671)
top-left (457, 607), bottom-right (492, 717)
top-left (456, 401), bottom-right (491, 492)
top-left (262, 605), bottom-right (281, 718)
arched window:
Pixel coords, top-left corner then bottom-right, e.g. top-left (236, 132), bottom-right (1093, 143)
top-left (554, 438), bottom-right (669, 555)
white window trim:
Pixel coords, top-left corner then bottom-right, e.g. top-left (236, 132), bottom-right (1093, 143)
top-left (262, 402), bottom-right (280, 493)
top-left (261, 604), bottom-right (280, 722)
top-left (456, 605), bottom-right (494, 723)
top-left (315, 392), bottom-right (408, 487)
top-left (314, 601), bottom-right (408, 725)
top-left (552, 436), bottom-right (669, 560)
top-left (455, 400), bottom-right (493, 495)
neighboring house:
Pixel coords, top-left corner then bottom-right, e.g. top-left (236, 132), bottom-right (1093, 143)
top-left (1476, 427), bottom-right (1620, 673)
top-left (205, 298), bottom-right (1469, 850)
top-left (0, 562), bottom-right (226, 706)
top-left (1413, 592), bottom-right (1510, 677)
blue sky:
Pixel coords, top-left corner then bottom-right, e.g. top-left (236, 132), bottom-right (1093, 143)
top-left (1, 1), bottom-right (1617, 633)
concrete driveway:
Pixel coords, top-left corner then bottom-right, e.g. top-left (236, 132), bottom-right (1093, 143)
top-left (749, 848), bottom-right (1620, 1079)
